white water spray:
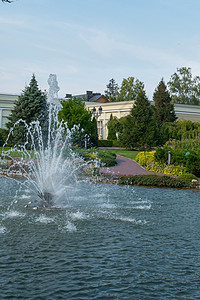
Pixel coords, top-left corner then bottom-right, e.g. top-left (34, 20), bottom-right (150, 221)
top-left (2, 105), bottom-right (86, 208)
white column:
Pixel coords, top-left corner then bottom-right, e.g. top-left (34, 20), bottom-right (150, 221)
top-left (0, 109), bottom-right (2, 128)
top-left (103, 112), bottom-right (106, 139)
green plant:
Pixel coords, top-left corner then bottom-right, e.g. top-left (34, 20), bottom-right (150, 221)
top-left (118, 175), bottom-right (193, 188)
top-left (98, 139), bottom-right (113, 147)
top-left (72, 146), bottom-right (116, 167)
top-left (154, 146), bottom-right (172, 163)
top-left (112, 140), bottom-right (122, 147)
top-left (146, 163), bottom-right (186, 176)
top-left (185, 152), bottom-right (200, 176)
top-left (136, 151), bottom-right (155, 167)
top-left (178, 173), bottom-right (198, 182)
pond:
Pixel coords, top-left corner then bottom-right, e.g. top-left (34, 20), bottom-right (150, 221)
top-left (0, 178), bottom-right (200, 299)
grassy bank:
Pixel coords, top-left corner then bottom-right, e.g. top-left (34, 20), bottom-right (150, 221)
top-left (101, 149), bottom-right (139, 160)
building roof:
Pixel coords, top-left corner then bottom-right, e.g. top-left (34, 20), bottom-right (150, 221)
top-left (66, 90), bottom-right (109, 103)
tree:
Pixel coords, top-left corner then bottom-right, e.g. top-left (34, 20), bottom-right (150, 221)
top-left (7, 74), bottom-right (48, 147)
top-left (104, 78), bottom-right (119, 102)
top-left (153, 79), bottom-right (177, 127)
top-left (168, 67), bottom-right (200, 105)
top-left (117, 77), bottom-right (144, 101)
top-left (107, 114), bottom-right (118, 140)
top-left (119, 89), bottom-right (157, 149)
top-left (58, 97), bottom-right (98, 147)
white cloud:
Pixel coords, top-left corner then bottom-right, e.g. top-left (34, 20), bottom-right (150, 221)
top-left (0, 16), bottom-right (25, 26)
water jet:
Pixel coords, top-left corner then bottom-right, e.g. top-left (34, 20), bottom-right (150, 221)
top-left (2, 104), bottom-right (87, 209)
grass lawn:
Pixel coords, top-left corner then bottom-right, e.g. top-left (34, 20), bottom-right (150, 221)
top-left (0, 147), bottom-right (34, 158)
top-left (102, 149), bottom-right (139, 160)
top-left (0, 146), bottom-right (140, 161)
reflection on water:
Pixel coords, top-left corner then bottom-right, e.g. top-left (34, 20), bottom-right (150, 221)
top-left (0, 177), bottom-right (200, 299)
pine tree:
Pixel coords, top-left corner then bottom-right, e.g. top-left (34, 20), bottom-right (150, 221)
top-left (107, 114), bottom-right (117, 140)
top-left (153, 79), bottom-right (177, 127)
top-left (120, 89), bottom-right (157, 149)
top-left (7, 74), bottom-right (48, 146)
top-left (104, 78), bottom-right (119, 102)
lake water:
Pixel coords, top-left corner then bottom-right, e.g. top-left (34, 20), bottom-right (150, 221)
top-left (0, 177), bottom-right (200, 299)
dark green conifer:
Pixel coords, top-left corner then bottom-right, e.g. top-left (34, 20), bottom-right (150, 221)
top-left (120, 89), bottom-right (157, 149)
top-left (153, 79), bottom-right (177, 127)
top-left (7, 74), bottom-right (48, 147)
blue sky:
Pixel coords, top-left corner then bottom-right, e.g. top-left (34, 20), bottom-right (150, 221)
top-left (1, 0), bottom-right (200, 99)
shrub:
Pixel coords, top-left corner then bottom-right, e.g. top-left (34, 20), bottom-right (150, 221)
top-left (154, 145), bottom-right (171, 163)
top-left (97, 150), bottom-right (116, 167)
top-left (185, 152), bottom-right (200, 176)
top-left (72, 146), bottom-right (116, 167)
top-left (172, 139), bottom-right (200, 151)
top-left (146, 163), bottom-right (186, 176)
top-left (118, 175), bottom-right (194, 188)
top-left (171, 150), bottom-right (187, 165)
top-left (112, 140), bottom-right (123, 147)
top-left (178, 173), bottom-right (198, 182)
top-left (136, 151), bottom-right (155, 167)
top-left (98, 139), bottom-right (113, 147)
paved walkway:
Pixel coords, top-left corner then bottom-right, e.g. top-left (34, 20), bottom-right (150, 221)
top-left (100, 155), bottom-right (165, 177)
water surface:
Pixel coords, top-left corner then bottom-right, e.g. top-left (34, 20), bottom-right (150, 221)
top-left (0, 178), bottom-right (200, 299)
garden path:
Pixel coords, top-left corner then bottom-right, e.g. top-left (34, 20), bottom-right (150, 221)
top-left (100, 155), bottom-right (165, 177)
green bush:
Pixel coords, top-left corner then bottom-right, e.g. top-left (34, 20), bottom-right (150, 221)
top-left (72, 146), bottom-right (116, 167)
top-left (112, 140), bottom-right (123, 147)
top-left (97, 150), bottom-right (116, 167)
top-left (185, 152), bottom-right (200, 176)
top-left (98, 139), bottom-right (113, 147)
top-left (118, 175), bottom-right (195, 188)
top-left (154, 145), bottom-right (171, 163)
top-left (146, 163), bottom-right (186, 176)
top-left (178, 173), bottom-right (198, 182)
top-left (171, 150), bottom-right (186, 165)
top-left (136, 151), bottom-right (155, 167)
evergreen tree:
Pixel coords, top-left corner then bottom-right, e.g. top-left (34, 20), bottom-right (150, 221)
top-left (7, 74), bottom-right (48, 146)
top-left (119, 89), bottom-right (157, 149)
top-left (104, 78), bottom-right (119, 102)
top-left (153, 79), bottom-right (177, 127)
top-left (107, 114), bottom-right (117, 140)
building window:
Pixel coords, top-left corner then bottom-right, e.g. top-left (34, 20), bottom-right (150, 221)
top-left (97, 120), bottom-right (103, 139)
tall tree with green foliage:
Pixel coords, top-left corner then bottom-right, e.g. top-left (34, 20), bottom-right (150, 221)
top-left (153, 79), bottom-right (177, 127)
top-left (7, 74), bottom-right (48, 147)
top-left (168, 67), bottom-right (200, 105)
top-left (104, 78), bottom-right (119, 102)
top-left (107, 114), bottom-right (118, 140)
top-left (117, 77), bottom-right (144, 101)
top-left (119, 89), bottom-right (157, 149)
top-left (58, 97), bottom-right (98, 147)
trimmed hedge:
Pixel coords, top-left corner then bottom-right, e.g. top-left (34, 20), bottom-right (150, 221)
top-left (98, 139), bottom-right (113, 147)
top-left (112, 140), bottom-right (123, 147)
top-left (178, 173), bottom-right (198, 182)
top-left (98, 139), bottom-right (123, 148)
top-left (118, 175), bottom-right (199, 188)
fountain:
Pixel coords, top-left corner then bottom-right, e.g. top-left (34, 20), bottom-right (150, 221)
top-left (1, 103), bottom-right (87, 209)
